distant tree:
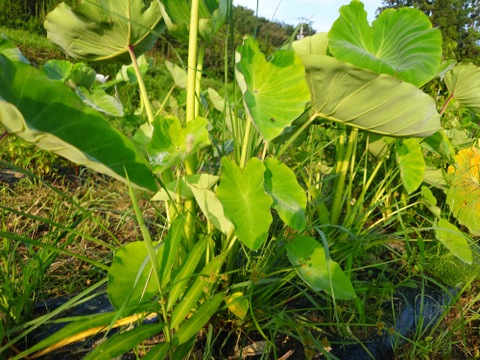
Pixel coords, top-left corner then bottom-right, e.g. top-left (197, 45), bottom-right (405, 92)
top-left (379, 0), bottom-right (480, 64)
top-left (0, 0), bottom-right (80, 34)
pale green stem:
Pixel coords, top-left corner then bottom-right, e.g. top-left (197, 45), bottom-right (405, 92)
top-left (195, 43), bottom-right (205, 118)
top-left (330, 127), bottom-right (358, 225)
top-left (240, 116), bottom-right (253, 169)
top-left (127, 46), bottom-right (154, 124)
top-left (183, 0), bottom-right (201, 249)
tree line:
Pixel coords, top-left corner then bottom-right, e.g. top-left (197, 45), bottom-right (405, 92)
top-left (0, 1), bottom-right (315, 77)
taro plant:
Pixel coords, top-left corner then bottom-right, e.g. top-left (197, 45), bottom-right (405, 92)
top-left (2, 0), bottom-right (480, 358)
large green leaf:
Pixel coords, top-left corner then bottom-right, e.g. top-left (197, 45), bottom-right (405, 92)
top-left (264, 158), bottom-right (306, 231)
top-left (435, 219), bottom-right (472, 264)
top-left (107, 241), bottom-right (163, 309)
top-left (146, 115), bottom-right (211, 173)
top-left (235, 36), bottom-right (310, 141)
top-left (159, 0), bottom-right (229, 42)
top-left (445, 63), bottom-right (480, 114)
top-left (216, 158), bottom-right (273, 251)
top-left (44, 0), bottom-right (164, 63)
top-left (295, 51), bottom-right (440, 137)
top-left (446, 147), bottom-right (480, 235)
top-left (329, 1), bottom-right (441, 87)
top-left (287, 235), bottom-right (355, 300)
top-left (0, 54), bottom-right (157, 191)
top-left (395, 138), bottom-right (425, 194)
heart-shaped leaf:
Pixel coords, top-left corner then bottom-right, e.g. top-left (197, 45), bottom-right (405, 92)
top-left (264, 158), bottom-right (307, 231)
top-left (287, 235), bottom-right (355, 300)
top-left (0, 52), bottom-right (157, 191)
top-left (295, 51), bottom-right (440, 137)
top-left (435, 219), bottom-right (473, 264)
top-left (445, 63), bottom-right (480, 114)
top-left (108, 241), bottom-right (163, 309)
top-left (235, 36), bottom-right (310, 141)
top-left (446, 146), bottom-right (480, 235)
top-left (329, 1), bottom-right (441, 87)
top-left (217, 158), bottom-right (273, 251)
top-left (146, 116), bottom-right (210, 173)
top-left (395, 138), bottom-right (425, 194)
top-left (44, 0), bottom-right (164, 63)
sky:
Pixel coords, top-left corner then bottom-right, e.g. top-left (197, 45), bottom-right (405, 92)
top-left (232, 0), bottom-right (384, 33)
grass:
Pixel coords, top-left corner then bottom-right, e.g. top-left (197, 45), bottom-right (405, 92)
top-left (0, 26), bottom-right (63, 64)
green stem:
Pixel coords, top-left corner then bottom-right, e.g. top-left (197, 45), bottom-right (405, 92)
top-left (240, 116), bottom-right (253, 169)
top-left (439, 93), bottom-right (454, 117)
top-left (330, 127), bottom-right (358, 225)
top-left (127, 46), bottom-right (154, 124)
top-left (183, 0), bottom-right (201, 249)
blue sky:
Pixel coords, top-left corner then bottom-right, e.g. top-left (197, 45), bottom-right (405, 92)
top-left (233, 0), bottom-right (383, 32)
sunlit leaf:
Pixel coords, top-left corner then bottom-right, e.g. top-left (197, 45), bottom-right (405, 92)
top-left (236, 36), bottom-right (310, 141)
top-left (217, 158), bottom-right (273, 251)
top-left (329, 1), bottom-right (441, 86)
top-left (395, 138), bottom-right (425, 194)
top-left (446, 147), bottom-right (480, 235)
top-left (435, 219), bottom-right (472, 264)
top-left (146, 116), bottom-right (210, 173)
top-left (107, 241), bottom-right (163, 309)
top-left (75, 86), bottom-right (124, 117)
top-left (207, 87), bottom-right (226, 112)
top-left (292, 32), bottom-right (328, 57)
top-left (295, 49), bottom-right (440, 137)
top-left (264, 158), bottom-right (306, 231)
top-left (44, 0), bottom-right (164, 63)
top-left (190, 187), bottom-right (234, 235)
top-left (165, 60), bottom-right (187, 89)
top-left (225, 292), bottom-right (249, 319)
top-left (287, 235), bottom-right (355, 300)
top-left (0, 52), bottom-right (157, 191)
top-left (445, 63), bottom-right (480, 114)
